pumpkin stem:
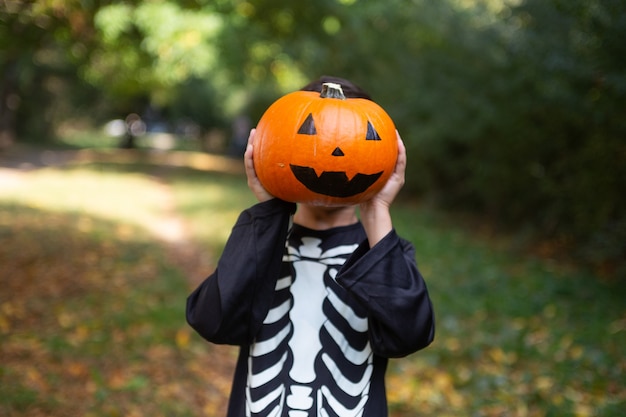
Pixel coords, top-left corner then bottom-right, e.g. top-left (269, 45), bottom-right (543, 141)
top-left (320, 82), bottom-right (346, 100)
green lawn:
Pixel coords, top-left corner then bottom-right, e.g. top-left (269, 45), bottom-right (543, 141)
top-left (0, 153), bottom-right (623, 416)
top-left (390, 207), bottom-right (625, 416)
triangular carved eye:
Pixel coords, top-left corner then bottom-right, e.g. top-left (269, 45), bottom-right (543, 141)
top-left (366, 121), bottom-right (381, 141)
top-left (297, 113), bottom-right (317, 135)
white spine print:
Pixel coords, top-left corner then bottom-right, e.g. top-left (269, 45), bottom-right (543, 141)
top-left (288, 252), bottom-right (328, 384)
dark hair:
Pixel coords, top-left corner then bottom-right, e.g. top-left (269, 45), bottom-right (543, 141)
top-left (299, 75), bottom-right (372, 100)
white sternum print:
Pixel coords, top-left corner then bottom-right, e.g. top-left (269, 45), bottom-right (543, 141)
top-left (288, 245), bottom-right (329, 384)
top-left (285, 256), bottom-right (329, 415)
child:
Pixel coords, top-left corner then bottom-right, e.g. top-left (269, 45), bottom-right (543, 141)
top-left (186, 76), bottom-right (435, 417)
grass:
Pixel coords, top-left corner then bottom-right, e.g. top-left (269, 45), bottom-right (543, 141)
top-left (0, 149), bottom-right (624, 416)
top-left (389, 207), bottom-right (626, 416)
top-left (164, 167), bottom-right (257, 253)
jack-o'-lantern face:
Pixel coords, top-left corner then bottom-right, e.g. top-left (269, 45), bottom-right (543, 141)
top-left (254, 83), bottom-right (398, 206)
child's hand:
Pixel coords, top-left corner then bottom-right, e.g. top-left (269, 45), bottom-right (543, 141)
top-left (358, 131), bottom-right (406, 246)
top-left (245, 129), bottom-right (275, 202)
top-left (363, 131), bottom-right (406, 210)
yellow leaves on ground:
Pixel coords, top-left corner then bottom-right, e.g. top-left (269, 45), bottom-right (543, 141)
top-left (385, 304), bottom-right (625, 417)
top-left (387, 361), bottom-right (464, 415)
top-left (175, 327), bottom-right (191, 349)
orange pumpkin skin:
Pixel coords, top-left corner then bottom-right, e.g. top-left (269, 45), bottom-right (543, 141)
top-left (254, 84), bottom-right (398, 206)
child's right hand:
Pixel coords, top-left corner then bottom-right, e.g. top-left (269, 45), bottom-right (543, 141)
top-left (244, 128), bottom-right (275, 202)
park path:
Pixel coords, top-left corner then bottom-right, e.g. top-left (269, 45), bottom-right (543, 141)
top-left (0, 145), bottom-right (241, 416)
top-left (0, 143), bottom-right (246, 289)
top-left (2, 146), bottom-right (184, 245)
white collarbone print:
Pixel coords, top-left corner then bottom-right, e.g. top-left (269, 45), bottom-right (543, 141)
top-left (246, 235), bottom-right (373, 417)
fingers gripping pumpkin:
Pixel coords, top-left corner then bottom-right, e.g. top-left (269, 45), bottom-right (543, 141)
top-left (254, 82), bottom-right (398, 206)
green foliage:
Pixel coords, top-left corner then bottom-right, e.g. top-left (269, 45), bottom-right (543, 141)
top-left (1, 0), bottom-right (624, 273)
top-left (89, 2), bottom-right (222, 101)
top-left (167, 77), bottom-right (228, 131)
top-left (387, 0), bottom-right (626, 274)
top-left (0, 1), bottom-right (76, 140)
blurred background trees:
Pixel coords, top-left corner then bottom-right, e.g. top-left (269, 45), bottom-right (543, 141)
top-left (1, 0), bottom-right (624, 275)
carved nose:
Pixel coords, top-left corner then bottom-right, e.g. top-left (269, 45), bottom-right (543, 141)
top-left (331, 147), bottom-right (344, 157)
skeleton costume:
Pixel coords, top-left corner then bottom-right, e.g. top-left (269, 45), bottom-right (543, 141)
top-left (187, 199), bottom-right (434, 417)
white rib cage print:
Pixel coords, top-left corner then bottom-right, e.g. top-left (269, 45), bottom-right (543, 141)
top-left (246, 237), bottom-right (373, 417)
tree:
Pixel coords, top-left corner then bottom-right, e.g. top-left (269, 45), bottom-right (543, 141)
top-left (0, 0), bottom-right (228, 142)
top-left (1, 0), bottom-right (623, 273)
top-left (87, 2), bottom-right (222, 109)
top-left (0, 0), bottom-right (96, 145)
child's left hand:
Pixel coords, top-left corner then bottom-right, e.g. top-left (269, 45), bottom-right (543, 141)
top-left (361, 131), bottom-right (406, 211)
top-left (358, 131), bottom-right (406, 246)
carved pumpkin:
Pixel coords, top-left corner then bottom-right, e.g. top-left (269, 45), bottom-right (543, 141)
top-left (254, 82), bottom-right (398, 206)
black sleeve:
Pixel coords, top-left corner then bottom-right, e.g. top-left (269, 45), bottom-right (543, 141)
top-left (186, 199), bottom-right (296, 346)
top-left (336, 230), bottom-right (435, 358)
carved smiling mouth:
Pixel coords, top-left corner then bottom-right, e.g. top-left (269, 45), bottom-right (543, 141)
top-left (290, 164), bottom-right (383, 198)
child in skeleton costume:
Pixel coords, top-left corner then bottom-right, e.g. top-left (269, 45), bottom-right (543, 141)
top-left (187, 77), bottom-right (435, 417)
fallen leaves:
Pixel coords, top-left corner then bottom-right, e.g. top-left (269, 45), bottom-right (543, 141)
top-left (2, 161), bottom-right (624, 417)
top-left (0, 206), bottom-right (235, 416)
top-left (0, 166), bottom-right (234, 416)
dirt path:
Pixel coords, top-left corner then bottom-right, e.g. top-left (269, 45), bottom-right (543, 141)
top-left (0, 145), bottom-right (244, 173)
top-left (0, 146), bottom-right (240, 416)
top-left (0, 144), bottom-right (242, 278)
